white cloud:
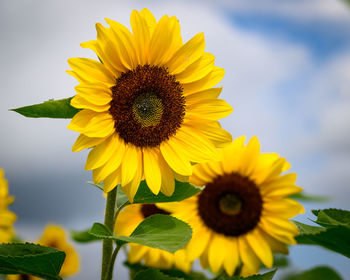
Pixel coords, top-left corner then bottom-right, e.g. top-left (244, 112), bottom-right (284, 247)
top-left (217, 0), bottom-right (350, 24)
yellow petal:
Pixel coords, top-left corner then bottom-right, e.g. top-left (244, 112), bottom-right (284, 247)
top-left (140, 8), bottom-right (157, 35)
top-left (121, 145), bottom-right (140, 187)
top-left (72, 134), bottom-right (105, 152)
top-left (159, 156), bottom-right (175, 196)
top-left (222, 135), bottom-right (246, 174)
top-left (95, 23), bottom-right (129, 73)
top-left (258, 228), bottom-right (289, 254)
top-left (173, 127), bottom-right (219, 163)
top-left (238, 237), bottom-right (260, 277)
top-left (128, 244), bottom-right (148, 263)
top-left (104, 19), bottom-right (137, 69)
top-left (223, 238), bottom-right (239, 276)
top-left (92, 136), bottom-right (126, 183)
top-left (130, 10), bottom-right (150, 65)
top-left (148, 15), bottom-right (182, 66)
top-left (85, 135), bottom-right (119, 170)
top-left (245, 229), bottom-right (273, 268)
top-left (185, 87), bottom-right (222, 106)
top-left (75, 84), bottom-right (112, 105)
top-left (123, 157), bottom-right (143, 203)
top-left (83, 113), bottom-right (115, 138)
top-left (167, 33), bottom-right (205, 75)
top-left (71, 95), bottom-right (110, 112)
top-left (67, 109), bottom-right (96, 132)
top-left (238, 136), bottom-right (260, 176)
top-left (160, 140), bottom-right (192, 176)
top-left (182, 67), bottom-right (225, 96)
top-left (143, 148), bottom-right (162, 195)
top-left (208, 234), bottom-right (227, 273)
top-left (176, 53), bottom-right (215, 83)
top-left (264, 198), bottom-right (305, 219)
top-left (186, 223), bottom-right (211, 261)
top-left (184, 120), bottom-right (232, 148)
top-left (103, 167), bottom-right (122, 192)
top-left (67, 57), bottom-right (115, 86)
top-left (186, 99), bottom-right (233, 121)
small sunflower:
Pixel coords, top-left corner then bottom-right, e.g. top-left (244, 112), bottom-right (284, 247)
top-left (0, 169), bottom-right (16, 244)
top-left (37, 224), bottom-right (80, 278)
top-left (67, 9), bottom-right (232, 201)
top-left (115, 203), bottom-right (192, 272)
top-left (159, 136), bottom-right (304, 276)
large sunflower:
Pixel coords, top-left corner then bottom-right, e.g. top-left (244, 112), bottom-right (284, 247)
top-left (115, 203), bottom-right (192, 272)
top-left (0, 169), bottom-right (16, 244)
top-left (67, 9), bottom-right (232, 201)
top-left (158, 136), bottom-right (304, 276)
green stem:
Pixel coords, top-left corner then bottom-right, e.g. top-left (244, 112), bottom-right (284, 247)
top-left (101, 187), bottom-right (117, 280)
top-left (104, 244), bottom-right (122, 280)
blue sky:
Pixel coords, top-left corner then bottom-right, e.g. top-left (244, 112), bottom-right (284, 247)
top-left (1, 0), bottom-right (350, 279)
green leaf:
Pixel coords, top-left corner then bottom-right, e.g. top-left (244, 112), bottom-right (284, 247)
top-left (312, 208), bottom-right (350, 228)
top-left (89, 214), bottom-right (192, 253)
top-left (0, 243), bottom-right (65, 280)
top-left (284, 266), bottom-right (342, 280)
top-left (215, 269), bottom-right (276, 280)
top-left (70, 228), bottom-right (100, 243)
top-left (11, 97), bottom-right (79, 119)
top-left (289, 192), bottom-right (328, 202)
top-left (133, 180), bottom-right (201, 204)
top-left (294, 220), bottom-right (350, 257)
top-left (133, 268), bottom-right (183, 280)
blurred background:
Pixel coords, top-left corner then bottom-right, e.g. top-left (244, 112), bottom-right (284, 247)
top-left (1, 0), bottom-right (350, 279)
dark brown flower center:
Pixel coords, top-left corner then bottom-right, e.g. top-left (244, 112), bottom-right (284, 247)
top-left (197, 172), bottom-right (263, 236)
top-left (141, 204), bottom-right (170, 219)
top-left (109, 65), bottom-right (185, 147)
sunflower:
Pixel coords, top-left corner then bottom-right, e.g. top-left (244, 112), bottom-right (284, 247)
top-left (115, 203), bottom-right (192, 272)
top-left (158, 136), bottom-right (304, 276)
top-left (67, 9), bottom-right (232, 201)
top-left (0, 169), bottom-right (16, 244)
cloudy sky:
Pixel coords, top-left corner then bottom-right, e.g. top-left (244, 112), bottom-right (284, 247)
top-left (1, 0), bottom-right (350, 279)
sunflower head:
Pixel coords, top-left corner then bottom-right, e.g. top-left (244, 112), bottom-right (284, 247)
top-left (37, 224), bottom-right (80, 277)
top-left (67, 9), bottom-right (233, 202)
top-left (159, 136), bottom-right (305, 276)
top-left (115, 203), bottom-right (192, 272)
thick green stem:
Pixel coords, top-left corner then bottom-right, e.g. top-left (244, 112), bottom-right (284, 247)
top-left (101, 187), bottom-right (117, 280)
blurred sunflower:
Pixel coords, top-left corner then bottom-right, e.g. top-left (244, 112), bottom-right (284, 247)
top-left (115, 203), bottom-right (192, 272)
top-left (159, 136), bottom-right (304, 276)
top-left (7, 225), bottom-right (79, 280)
top-left (0, 169), bottom-right (16, 244)
top-left (67, 8), bottom-right (232, 201)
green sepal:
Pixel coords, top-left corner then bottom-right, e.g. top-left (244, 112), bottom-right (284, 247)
top-left (0, 243), bottom-right (65, 280)
top-left (11, 97), bottom-right (79, 119)
top-left (89, 214), bottom-right (192, 253)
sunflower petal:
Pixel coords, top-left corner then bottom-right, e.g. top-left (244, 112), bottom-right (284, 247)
top-left (167, 33), bottom-right (205, 75)
top-left (160, 141), bottom-right (192, 176)
top-left (72, 134), bottom-right (105, 152)
top-left (143, 148), bottom-right (162, 195)
top-left (67, 57), bottom-right (115, 86)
